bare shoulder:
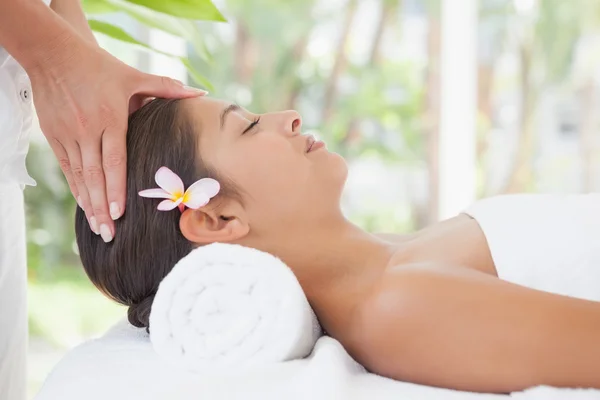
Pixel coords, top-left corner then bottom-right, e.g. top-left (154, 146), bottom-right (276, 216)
top-left (373, 233), bottom-right (415, 243)
top-left (374, 213), bottom-right (475, 243)
top-left (345, 263), bottom-right (456, 366)
top-left (377, 213), bottom-right (498, 277)
top-left (345, 262), bottom-right (600, 392)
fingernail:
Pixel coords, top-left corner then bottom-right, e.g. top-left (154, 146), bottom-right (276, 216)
top-left (184, 86), bottom-right (208, 94)
top-left (90, 217), bottom-right (99, 235)
top-left (77, 196), bottom-right (84, 210)
top-left (110, 202), bottom-right (121, 220)
top-left (100, 224), bottom-right (113, 243)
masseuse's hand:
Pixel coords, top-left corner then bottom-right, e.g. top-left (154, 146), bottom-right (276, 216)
top-left (28, 35), bottom-right (206, 243)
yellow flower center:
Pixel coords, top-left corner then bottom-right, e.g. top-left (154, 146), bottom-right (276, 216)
top-left (171, 191), bottom-right (184, 201)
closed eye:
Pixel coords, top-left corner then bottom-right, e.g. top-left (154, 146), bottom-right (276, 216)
top-left (242, 117), bottom-right (261, 135)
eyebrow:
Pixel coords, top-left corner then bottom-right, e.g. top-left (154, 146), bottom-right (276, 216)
top-left (220, 103), bottom-right (240, 130)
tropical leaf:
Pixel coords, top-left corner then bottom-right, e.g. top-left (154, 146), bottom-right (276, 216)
top-left (181, 58), bottom-right (214, 91)
top-left (88, 19), bottom-right (151, 47)
top-left (88, 19), bottom-right (180, 58)
top-left (85, 0), bottom-right (214, 62)
top-left (88, 20), bottom-right (213, 90)
top-left (81, 0), bottom-right (120, 14)
top-left (123, 0), bottom-right (226, 21)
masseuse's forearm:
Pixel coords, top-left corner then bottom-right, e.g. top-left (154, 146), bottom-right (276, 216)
top-left (51, 0), bottom-right (98, 45)
top-left (0, 0), bottom-right (80, 73)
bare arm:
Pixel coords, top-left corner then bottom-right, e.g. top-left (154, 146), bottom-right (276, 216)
top-left (351, 263), bottom-right (600, 393)
top-left (0, 0), bottom-right (76, 72)
top-left (51, 0), bottom-right (97, 45)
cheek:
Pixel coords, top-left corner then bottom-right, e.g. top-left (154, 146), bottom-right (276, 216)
top-left (222, 139), bottom-right (309, 208)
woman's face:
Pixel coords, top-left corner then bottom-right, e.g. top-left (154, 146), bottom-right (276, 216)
top-left (182, 97), bottom-right (348, 235)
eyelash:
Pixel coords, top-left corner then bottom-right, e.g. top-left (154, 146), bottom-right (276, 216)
top-left (242, 117), bottom-right (261, 135)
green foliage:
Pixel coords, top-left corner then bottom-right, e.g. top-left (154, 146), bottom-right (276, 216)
top-left (29, 265), bottom-right (124, 347)
top-left (83, 0), bottom-right (225, 21)
top-left (535, 0), bottom-right (582, 83)
top-left (86, 19), bottom-right (216, 90)
top-left (124, 0), bottom-right (225, 21)
top-left (88, 19), bottom-right (157, 49)
top-left (81, 0), bottom-right (120, 14)
top-left (84, 0), bottom-right (214, 62)
top-left (333, 63), bottom-right (425, 162)
top-left (530, 1), bottom-right (600, 85)
top-left (25, 142), bottom-right (79, 279)
top-left (82, 0), bottom-right (225, 89)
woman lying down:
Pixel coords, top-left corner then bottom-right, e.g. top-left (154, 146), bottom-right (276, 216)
top-left (74, 97), bottom-right (600, 394)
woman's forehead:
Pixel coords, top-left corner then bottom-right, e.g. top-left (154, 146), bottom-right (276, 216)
top-left (182, 96), bottom-right (230, 132)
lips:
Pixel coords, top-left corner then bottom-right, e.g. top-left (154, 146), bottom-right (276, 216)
top-left (305, 135), bottom-right (316, 153)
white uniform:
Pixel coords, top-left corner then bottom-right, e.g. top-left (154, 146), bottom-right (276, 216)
top-left (0, 1), bottom-right (50, 398)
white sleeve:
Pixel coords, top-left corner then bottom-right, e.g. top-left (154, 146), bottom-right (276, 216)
top-left (0, 184), bottom-right (28, 400)
top-left (0, 56), bottom-right (31, 400)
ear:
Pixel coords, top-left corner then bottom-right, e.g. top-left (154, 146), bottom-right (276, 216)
top-left (179, 200), bottom-right (249, 245)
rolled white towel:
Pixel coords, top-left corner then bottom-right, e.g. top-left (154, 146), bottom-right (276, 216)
top-left (149, 243), bottom-right (322, 371)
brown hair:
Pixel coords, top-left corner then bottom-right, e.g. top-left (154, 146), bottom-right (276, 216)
top-left (75, 99), bottom-right (227, 330)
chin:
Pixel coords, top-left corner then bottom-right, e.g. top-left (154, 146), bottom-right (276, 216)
top-left (323, 151), bottom-right (348, 192)
top-left (334, 153), bottom-right (349, 181)
top-left (307, 149), bottom-right (348, 201)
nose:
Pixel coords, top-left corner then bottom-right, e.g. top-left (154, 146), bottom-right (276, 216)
top-left (281, 110), bottom-right (302, 135)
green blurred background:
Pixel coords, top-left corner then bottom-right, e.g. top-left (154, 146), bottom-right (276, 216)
top-left (26, 0), bottom-right (600, 397)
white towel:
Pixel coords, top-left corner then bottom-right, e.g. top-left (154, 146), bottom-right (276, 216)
top-left (149, 243), bottom-right (322, 371)
top-left (35, 320), bottom-right (600, 400)
top-left (464, 193), bottom-right (600, 301)
top-left (35, 195), bottom-right (600, 399)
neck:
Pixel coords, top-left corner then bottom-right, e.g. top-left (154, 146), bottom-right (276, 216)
top-left (260, 217), bottom-right (398, 332)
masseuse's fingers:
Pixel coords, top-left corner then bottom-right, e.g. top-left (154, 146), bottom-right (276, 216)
top-left (134, 73), bottom-right (207, 101)
top-left (128, 96), bottom-right (156, 115)
top-left (48, 138), bottom-right (80, 207)
top-left (61, 141), bottom-right (97, 234)
top-left (102, 125), bottom-right (127, 222)
top-left (80, 138), bottom-right (113, 243)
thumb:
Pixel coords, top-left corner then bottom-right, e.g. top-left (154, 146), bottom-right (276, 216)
top-left (134, 73), bottom-right (208, 99)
